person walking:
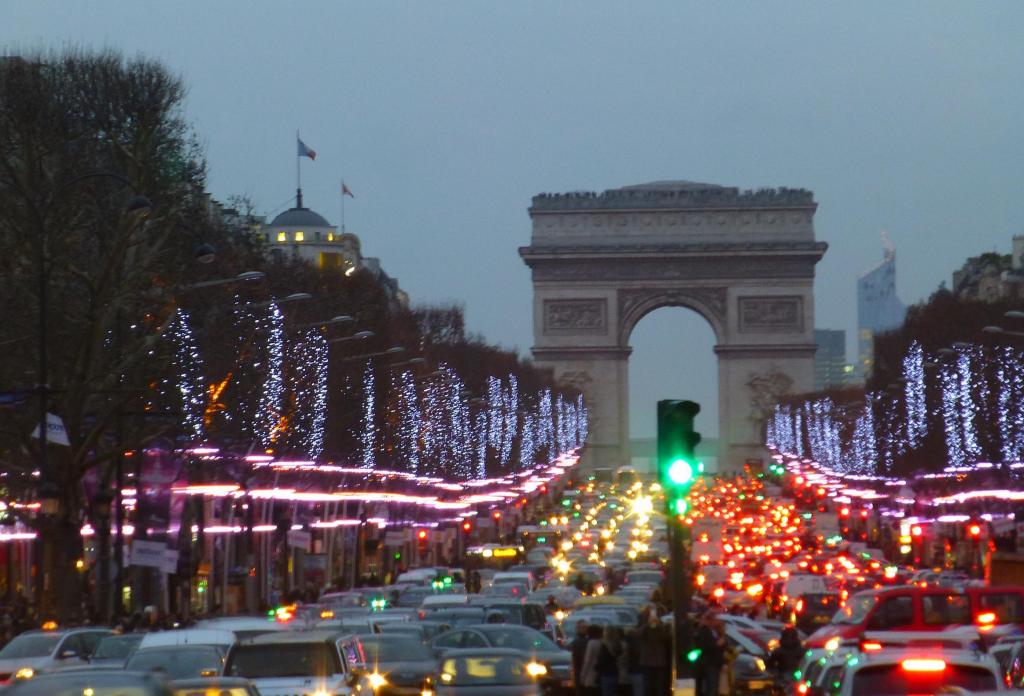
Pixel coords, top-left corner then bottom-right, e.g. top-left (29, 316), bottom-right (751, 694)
top-left (625, 613), bottom-right (646, 696)
top-left (571, 620), bottom-right (591, 696)
top-left (694, 612), bottom-right (726, 696)
top-left (580, 624), bottom-right (606, 696)
top-left (636, 606), bottom-right (671, 696)
top-left (596, 625), bottom-right (623, 696)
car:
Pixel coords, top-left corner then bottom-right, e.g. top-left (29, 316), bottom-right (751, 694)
top-left (429, 625), bottom-right (571, 695)
top-left (88, 633), bottom-right (144, 667)
top-left (171, 676), bottom-right (260, 695)
top-left (418, 608), bottom-right (487, 627)
top-left (482, 583), bottom-right (530, 600)
top-left (194, 616), bottom-right (293, 640)
top-left (3, 668), bottom-right (173, 695)
top-left (0, 627), bottom-right (111, 685)
top-left (139, 628), bottom-right (236, 651)
top-left (223, 629), bottom-right (353, 696)
top-left (492, 572), bottom-right (536, 592)
top-left (790, 593), bottom-right (842, 635)
top-left (435, 648), bottom-right (541, 696)
top-left (338, 633), bottom-right (437, 696)
top-left (126, 645), bottom-right (226, 680)
top-left (835, 648), bottom-right (1003, 696)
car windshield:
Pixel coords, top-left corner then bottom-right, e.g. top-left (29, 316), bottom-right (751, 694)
top-left (832, 594), bottom-right (876, 625)
top-left (92, 634), bottom-right (144, 659)
top-left (803, 595), bottom-right (840, 613)
top-left (226, 643), bottom-right (340, 678)
top-left (358, 638), bottom-right (433, 663)
top-left (0, 634), bottom-right (61, 659)
top-left (126, 647), bottom-right (223, 679)
top-left (440, 655), bottom-right (532, 686)
top-left (850, 664), bottom-right (996, 695)
top-left (480, 627), bottom-right (559, 652)
top-left (3, 671), bottom-right (162, 695)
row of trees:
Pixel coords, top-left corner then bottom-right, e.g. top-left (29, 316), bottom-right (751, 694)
top-left (767, 289), bottom-right (1024, 478)
top-left (0, 49), bottom-right (585, 617)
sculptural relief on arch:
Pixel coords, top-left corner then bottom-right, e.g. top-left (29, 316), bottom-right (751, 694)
top-left (519, 181), bottom-right (827, 473)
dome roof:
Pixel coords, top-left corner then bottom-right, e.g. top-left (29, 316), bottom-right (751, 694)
top-left (269, 207), bottom-right (331, 228)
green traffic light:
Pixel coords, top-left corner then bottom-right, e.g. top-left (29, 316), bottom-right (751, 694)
top-left (671, 497), bottom-right (689, 516)
top-left (687, 648), bottom-right (702, 662)
top-left (667, 458), bottom-right (695, 486)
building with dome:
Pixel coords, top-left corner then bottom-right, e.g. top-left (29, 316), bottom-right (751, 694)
top-left (257, 190), bottom-right (409, 307)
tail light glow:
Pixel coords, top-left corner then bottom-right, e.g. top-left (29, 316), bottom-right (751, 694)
top-left (901, 659), bottom-right (946, 672)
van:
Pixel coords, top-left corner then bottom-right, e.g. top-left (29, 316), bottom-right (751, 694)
top-left (138, 628), bottom-right (235, 651)
top-left (492, 571), bottom-right (535, 592)
top-left (806, 585), bottom-right (1024, 648)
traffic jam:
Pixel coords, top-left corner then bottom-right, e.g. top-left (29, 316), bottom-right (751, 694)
top-left (0, 461), bottom-right (1021, 696)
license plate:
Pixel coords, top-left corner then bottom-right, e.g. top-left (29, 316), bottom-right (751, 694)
top-left (813, 615), bottom-right (829, 623)
top-left (746, 680), bottom-right (770, 690)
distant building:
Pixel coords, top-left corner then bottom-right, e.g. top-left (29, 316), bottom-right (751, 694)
top-left (814, 329), bottom-right (847, 390)
top-left (950, 235), bottom-right (1024, 302)
top-left (857, 234), bottom-right (906, 380)
top-left (257, 189), bottom-right (409, 308)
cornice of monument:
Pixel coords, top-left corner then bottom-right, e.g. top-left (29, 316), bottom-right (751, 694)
top-left (530, 183), bottom-right (816, 213)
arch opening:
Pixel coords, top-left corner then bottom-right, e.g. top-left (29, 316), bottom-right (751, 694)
top-left (628, 306), bottom-right (718, 476)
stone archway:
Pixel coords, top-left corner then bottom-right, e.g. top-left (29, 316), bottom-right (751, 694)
top-left (519, 181), bottom-right (827, 473)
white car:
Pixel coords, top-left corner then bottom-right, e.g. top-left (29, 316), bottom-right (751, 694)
top-left (0, 627), bottom-right (111, 685)
top-left (836, 648), bottom-right (1003, 696)
top-left (492, 571), bottom-right (536, 592)
top-left (224, 630), bottom-right (353, 696)
top-left (138, 628), bottom-right (236, 650)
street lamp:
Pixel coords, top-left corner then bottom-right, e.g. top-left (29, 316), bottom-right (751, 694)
top-left (181, 270), bottom-right (265, 291)
top-left (245, 293), bottom-right (312, 310)
top-left (329, 330), bottom-right (375, 345)
top-left (194, 243), bottom-right (216, 265)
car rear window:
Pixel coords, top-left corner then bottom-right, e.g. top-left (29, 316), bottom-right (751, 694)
top-left (802, 594), bottom-right (840, 613)
top-left (441, 655), bottom-right (531, 686)
top-left (849, 664), bottom-right (996, 695)
top-left (226, 643), bottom-right (341, 678)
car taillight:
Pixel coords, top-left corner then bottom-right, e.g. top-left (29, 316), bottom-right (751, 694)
top-left (901, 659), bottom-right (946, 673)
top-left (860, 641), bottom-right (882, 652)
top-left (796, 599), bottom-right (804, 613)
top-left (976, 611), bottom-right (996, 625)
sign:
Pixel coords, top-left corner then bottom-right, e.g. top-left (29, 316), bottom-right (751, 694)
top-left (287, 530), bottom-right (312, 551)
top-left (492, 547), bottom-right (518, 558)
top-left (160, 549), bottom-right (179, 575)
top-left (384, 531), bottom-right (406, 547)
top-left (30, 413), bottom-right (70, 446)
top-left (130, 539), bottom-right (167, 569)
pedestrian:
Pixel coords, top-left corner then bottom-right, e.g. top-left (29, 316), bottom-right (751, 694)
top-left (625, 613), bottom-right (646, 696)
top-left (571, 620), bottom-right (590, 696)
top-left (767, 626), bottom-right (803, 689)
top-left (580, 623), bottom-right (605, 696)
top-left (635, 606), bottom-right (671, 696)
top-left (694, 612), bottom-right (726, 696)
top-left (594, 625), bottom-right (622, 696)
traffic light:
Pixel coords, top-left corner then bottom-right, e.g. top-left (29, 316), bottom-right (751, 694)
top-left (462, 520), bottom-right (472, 533)
top-left (967, 522), bottom-right (982, 539)
top-left (417, 529), bottom-right (428, 541)
top-left (657, 400), bottom-right (702, 517)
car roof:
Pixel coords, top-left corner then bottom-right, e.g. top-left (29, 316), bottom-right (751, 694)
top-left (238, 629), bottom-right (342, 644)
top-left (439, 648), bottom-right (528, 658)
top-left (171, 677), bottom-right (253, 687)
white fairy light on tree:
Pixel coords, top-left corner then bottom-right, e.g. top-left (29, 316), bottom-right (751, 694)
top-left (474, 407), bottom-right (488, 478)
top-left (538, 389), bottom-right (555, 458)
top-left (397, 370), bottom-right (421, 474)
top-left (254, 302), bottom-right (284, 447)
top-left (956, 348), bottom-right (981, 463)
top-left (360, 361), bottom-right (376, 469)
top-left (287, 328), bottom-right (328, 459)
top-left (940, 361), bottom-right (965, 469)
top-left (501, 375), bottom-right (519, 469)
top-left (166, 309), bottom-right (205, 441)
top-left (903, 341), bottom-right (926, 449)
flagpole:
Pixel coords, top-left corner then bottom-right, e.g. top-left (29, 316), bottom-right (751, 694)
top-left (340, 178), bottom-right (346, 232)
top-left (296, 129), bottom-right (301, 205)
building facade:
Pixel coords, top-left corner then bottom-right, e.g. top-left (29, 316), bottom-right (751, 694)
top-left (856, 237), bottom-right (906, 380)
top-left (814, 328), bottom-right (848, 391)
top-left (950, 235), bottom-right (1024, 302)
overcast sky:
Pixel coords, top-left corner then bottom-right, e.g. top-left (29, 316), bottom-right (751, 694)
top-left (6, 1), bottom-right (1023, 438)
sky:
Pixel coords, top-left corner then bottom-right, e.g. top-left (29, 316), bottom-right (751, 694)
top-left (6, 1), bottom-right (1023, 439)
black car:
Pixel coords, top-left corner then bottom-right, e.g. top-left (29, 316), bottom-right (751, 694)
top-left (430, 625), bottom-right (570, 695)
top-left (339, 633), bottom-right (437, 696)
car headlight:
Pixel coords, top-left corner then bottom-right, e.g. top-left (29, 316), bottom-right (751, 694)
top-left (526, 662), bottom-right (548, 677)
top-left (754, 658), bottom-right (766, 673)
top-left (14, 667), bottom-right (34, 680)
top-left (368, 672), bottom-right (389, 690)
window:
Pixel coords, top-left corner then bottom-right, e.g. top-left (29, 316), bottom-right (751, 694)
top-left (294, 231), bottom-right (304, 242)
top-left (866, 595), bottom-right (913, 629)
top-left (922, 594), bottom-right (970, 625)
top-left (276, 231), bottom-right (287, 242)
top-left (461, 632), bottom-right (489, 649)
top-left (433, 632), bottom-right (465, 650)
top-left (315, 231), bottom-right (322, 241)
top-left (320, 252), bottom-right (342, 269)
top-left (978, 592), bottom-right (1024, 623)
top-left (328, 232), bottom-right (335, 241)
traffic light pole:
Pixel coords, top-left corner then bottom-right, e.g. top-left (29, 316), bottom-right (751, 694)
top-left (658, 399), bottom-right (701, 696)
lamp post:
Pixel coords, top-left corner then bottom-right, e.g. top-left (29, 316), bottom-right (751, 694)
top-left (92, 489), bottom-right (113, 622)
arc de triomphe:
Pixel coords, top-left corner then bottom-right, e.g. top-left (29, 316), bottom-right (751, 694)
top-left (519, 181), bottom-right (827, 473)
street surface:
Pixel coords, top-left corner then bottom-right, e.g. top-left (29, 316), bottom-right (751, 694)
top-left (0, 465), bottom-right (1019, 696)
